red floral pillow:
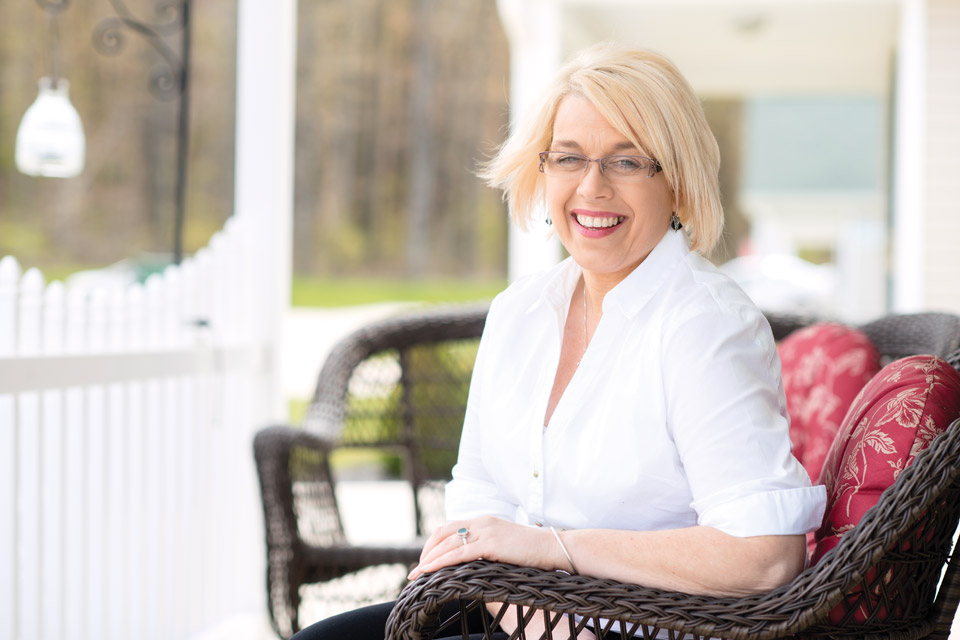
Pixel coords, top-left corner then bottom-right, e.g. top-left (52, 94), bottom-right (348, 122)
top-left (779, 323), bottom-right (881, 482)
top-left (812, 355), bottom-right (960, 567)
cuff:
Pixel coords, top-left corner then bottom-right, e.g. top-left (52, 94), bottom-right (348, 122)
top-left (695, 485), bottom-right (827, 537)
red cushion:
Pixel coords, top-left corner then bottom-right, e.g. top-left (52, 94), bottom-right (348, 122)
top-left (779, 323), bottom-right (881, 482)
top-left (809, 355), bottom-right (960, 624)
top-left (812, 354), bottom-right (960, 568)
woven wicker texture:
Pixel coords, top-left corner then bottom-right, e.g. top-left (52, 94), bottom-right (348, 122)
top-left (254, 305), bottom-right (488, 637)
top-left (385, 312), bottom-right (960, 640)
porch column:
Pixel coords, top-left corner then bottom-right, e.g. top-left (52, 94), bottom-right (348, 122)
top-left (498, 0), bottom-right (564, 281)
top-left (228, 0), bottom-right (297, 622)
top-left (234, 0), bottom-right (297, 419)
top-left (893, 0), bottom-right (960, 313)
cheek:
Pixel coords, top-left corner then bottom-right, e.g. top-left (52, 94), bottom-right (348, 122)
top-left (545, 182), bottom-right (572, 216)
top-left (633, 183), bottom-right (674, 215)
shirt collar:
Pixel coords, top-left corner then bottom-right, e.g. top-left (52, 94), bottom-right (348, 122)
top-left (526, 256), bottom-right (582, 316)
top-left (605, 228), bottom-right (688, 318)
top-left (526, 228), bottom-right (688, 319)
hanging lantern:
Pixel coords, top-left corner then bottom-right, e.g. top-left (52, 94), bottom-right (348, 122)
top-left (16, 77), bottom-right (86, 178)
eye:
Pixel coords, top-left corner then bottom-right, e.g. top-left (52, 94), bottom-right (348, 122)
top-left (608, 156), bottom-right (644, 172)
top-left (553, 154), bottom-right (586, 167)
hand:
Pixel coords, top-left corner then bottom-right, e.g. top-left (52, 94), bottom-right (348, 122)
top-left (407, 516), bottom-right (560, 581)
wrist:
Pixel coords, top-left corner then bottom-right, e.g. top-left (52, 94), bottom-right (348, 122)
top-left (550, 526), bottom-right (579, 574)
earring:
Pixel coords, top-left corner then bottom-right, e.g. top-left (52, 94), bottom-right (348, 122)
top-left (670, 212), bottom-right (682, 231)
top-left (546, 216), bottom-right (553, 226)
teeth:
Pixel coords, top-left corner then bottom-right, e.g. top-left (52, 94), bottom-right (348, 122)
top-left (576, 215), bottom-right (624, 228)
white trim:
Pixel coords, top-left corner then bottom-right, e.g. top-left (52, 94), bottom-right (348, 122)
top-left (892, 0), bottom-right (926, 311)
top-left (499, 0), bottom-right (564, 282)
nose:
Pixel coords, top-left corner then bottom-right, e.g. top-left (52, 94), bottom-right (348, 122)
top-left (576, 159), bottom-right (614, 199)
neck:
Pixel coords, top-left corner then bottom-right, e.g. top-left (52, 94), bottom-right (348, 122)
top-left (580, 270), bottom-right (621, 315)
top-left (579, 274), bottom-right (611, 345)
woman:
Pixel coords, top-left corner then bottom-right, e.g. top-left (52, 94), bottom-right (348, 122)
top-left (293, 42), bottom-right (825, 640)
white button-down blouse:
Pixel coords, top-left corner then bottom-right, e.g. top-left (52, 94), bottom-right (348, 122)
top-left (445, 229), bottom-right (826, 537)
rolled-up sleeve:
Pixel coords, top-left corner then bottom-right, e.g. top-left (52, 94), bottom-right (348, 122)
top-left (662, 300), bottom-right (826, 537)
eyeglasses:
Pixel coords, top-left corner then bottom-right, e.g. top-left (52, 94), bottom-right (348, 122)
top-left (538, 151), bottom-right (662, 182)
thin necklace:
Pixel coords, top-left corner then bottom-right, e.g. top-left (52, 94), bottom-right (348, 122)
top-left (579, 282), bottom-right (588, 365)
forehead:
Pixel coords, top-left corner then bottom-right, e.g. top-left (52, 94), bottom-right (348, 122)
top-left (551, 95), bottom-right (638, 152)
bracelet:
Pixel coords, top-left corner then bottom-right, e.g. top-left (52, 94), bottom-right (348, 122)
top-left (549, 526), bottom-right (579, 575)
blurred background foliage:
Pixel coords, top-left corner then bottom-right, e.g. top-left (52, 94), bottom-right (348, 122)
top-left (0, 0), bottom-right (510, 289)
top-left (0, 0), bottom-right (237, 271)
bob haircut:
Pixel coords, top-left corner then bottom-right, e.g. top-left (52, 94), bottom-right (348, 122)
top-left (481, 43), bottom-right (723, 255)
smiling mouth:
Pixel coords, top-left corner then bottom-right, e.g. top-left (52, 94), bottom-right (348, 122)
top-left (575, 214), bottom-right (625, 229)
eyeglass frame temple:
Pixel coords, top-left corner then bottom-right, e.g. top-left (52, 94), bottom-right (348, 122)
top-left (537, 152), bottom-right (663, 178)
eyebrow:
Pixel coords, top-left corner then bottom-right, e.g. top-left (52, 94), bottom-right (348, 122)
top-left (551, 139), bottom-right (643, 154)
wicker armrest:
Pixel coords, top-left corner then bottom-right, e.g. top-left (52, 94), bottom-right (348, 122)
top-left (254, 424), bottom-right (334, 545)
top-left (387, 419), bottom-right (960, 640)
top-left (255, 425), bottom-right (425, 636)
top-left (254, 423), bottom-right (425, 570)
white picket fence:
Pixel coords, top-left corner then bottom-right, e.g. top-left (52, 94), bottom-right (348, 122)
top-left (0, 216), bottom-right (271, 640)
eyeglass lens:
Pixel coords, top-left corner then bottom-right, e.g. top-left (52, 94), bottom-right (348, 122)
top-left (539, 152), bottom-right (659, 181)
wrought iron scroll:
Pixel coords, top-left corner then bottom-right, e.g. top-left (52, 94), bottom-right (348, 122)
top-left (93, 0), bottom-right (192, 263)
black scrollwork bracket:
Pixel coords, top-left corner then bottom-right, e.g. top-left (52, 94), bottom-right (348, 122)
top-left (92, 0), bottom-right (188, 102)
top-left (92, 0), bottom-right (192, 263)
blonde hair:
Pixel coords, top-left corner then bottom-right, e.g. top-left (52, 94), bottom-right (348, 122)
top-left (480, 43), bottom-right (723, 255)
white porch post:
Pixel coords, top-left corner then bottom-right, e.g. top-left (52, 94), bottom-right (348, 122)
top-left (893, 0), bottom-right (926, 312)
top-left (223, 0), bottom-right (297, 625)
top-left (893, 0), bottom-right (960, 314)
top-left (234, 0), bottom-right (297, 420)
top-left (498, 0), bottom-right (564, 282)
top-left (918, 0), bottom-right (960, 313)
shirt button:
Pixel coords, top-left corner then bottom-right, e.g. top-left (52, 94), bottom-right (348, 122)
top-left (533, 470), bottom-right (539, 478)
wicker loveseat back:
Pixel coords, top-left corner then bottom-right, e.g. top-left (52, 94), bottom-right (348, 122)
top-left (302, 304), bottom-right (488, 532)
top-left (254, 305), bottom-right (488, 637)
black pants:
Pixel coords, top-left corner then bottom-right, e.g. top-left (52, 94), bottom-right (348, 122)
top-left (290, 600), bottom-right (509, 640)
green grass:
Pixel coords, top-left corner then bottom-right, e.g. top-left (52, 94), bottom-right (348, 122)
top-left (292, 275), bottom-right (506, 308)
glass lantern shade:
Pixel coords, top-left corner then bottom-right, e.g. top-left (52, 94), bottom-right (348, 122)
top-left (16, 77), bottom-right (86, 178)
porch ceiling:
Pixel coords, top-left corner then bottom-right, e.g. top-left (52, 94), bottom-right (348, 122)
top-left (556, 0), bottom-right (899, 96)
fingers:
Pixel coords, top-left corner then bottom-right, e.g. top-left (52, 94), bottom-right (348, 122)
top-left (418, 520), bottom-right (470, 563)
top-left (409, 516), bottom-right (526, 581)
top-left (409, 520), bottom-right (481, 580)
top-left (417, 526), bottom-right (446, 563)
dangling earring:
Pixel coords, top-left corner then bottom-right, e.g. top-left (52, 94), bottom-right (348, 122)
top-left (546, 216), bottom-right (553, 226)
top-left (670, 212), bottom-right (682, 231)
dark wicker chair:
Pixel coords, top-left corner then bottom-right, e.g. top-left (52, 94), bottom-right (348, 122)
top-left (385, 311), bottom-right (960, 640)
top-left (254, 304), bottom-right (489, 638)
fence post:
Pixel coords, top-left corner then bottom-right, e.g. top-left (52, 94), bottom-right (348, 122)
top-left (83, 289), bottom-right (107, 640)
top-left (63, 286), bottom-right (87, 640)
top-left (17, 269), bottom-right (44, 640)
top-left (0, 256), bottom-right (20, 640)
top-left (105, 285), bottom-right (127, 639)
top-left (124, 283), bottom-right (146, 634)
top-left (41, 281), bottom-right (65, 640)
